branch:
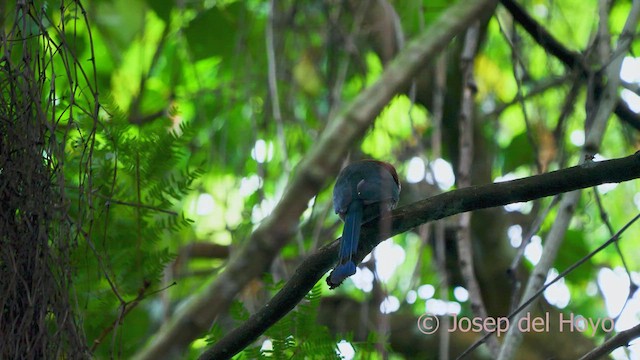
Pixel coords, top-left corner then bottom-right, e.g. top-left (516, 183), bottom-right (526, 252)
top-left (133, 0), bottom-right (498, 358)
top-left (266, 0), bottom-right (290, 175)
top-left (496, 2), bottom-right (640, 357)
top-left (455, 21), bottom-right (500, 357)
top-left (499, 0), bottom-right (640, 130)
top-left (499, 0), bottom-right (583, 69)
top-left (90, 280), bottom-right (151, 351)
top-left (199, 153), bottom-right (640, 360)
top-left (579, 323), bottom-right (640, 360)
top-left (458, 212), bottom-right (640, 359)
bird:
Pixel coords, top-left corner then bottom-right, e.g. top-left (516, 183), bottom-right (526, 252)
top-left (328, 160), bottom-right (400, 287)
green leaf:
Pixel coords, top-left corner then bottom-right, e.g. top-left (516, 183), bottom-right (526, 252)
top-left (184, 3), bottom-right (243, 61)
top-left (502, 132), bottom-right (536, 174)
top-left (146, 0), bottom-right (173, 22)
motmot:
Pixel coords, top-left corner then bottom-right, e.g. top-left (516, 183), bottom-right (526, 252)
top-left (328, 160), bottom-right (400, 287)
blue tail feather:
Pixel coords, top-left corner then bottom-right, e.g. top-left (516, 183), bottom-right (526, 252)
top-left (330, 261), bottom-right (357, 285)
top-left (332, 200), bottom-right (363, 284)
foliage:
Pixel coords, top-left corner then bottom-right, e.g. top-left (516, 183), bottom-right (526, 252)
top-left (3, 0), bottom-right (640, 359)
top-left (260, 284), bottom-right (340, 359)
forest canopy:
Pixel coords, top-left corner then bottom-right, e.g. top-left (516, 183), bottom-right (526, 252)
top-left (1, 0), bottom-right (640, 359)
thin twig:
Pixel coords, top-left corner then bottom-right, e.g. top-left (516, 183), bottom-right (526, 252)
top-left (499, 0), bottom-right (640, 130)
top-left (508, 195), bottom-right (559, 277)
top-left (93, 193), bottom-right (178, 216)
top-left (90, 281), bottom-right (152, 351)
top-left (496, 1), bottom-right (640, 357)
top-left (266, 0), bottom-right (290, 175)
top-left (592, 187), bottom-right (636, 334)
top-left (496, 15), bottom-right (541, 173)
top-left (622, 80), bottom-right (640, 96)
top-left (485, 76), bottom-right (569, 118)
top-left (458, 213), bottom-right (640, 359)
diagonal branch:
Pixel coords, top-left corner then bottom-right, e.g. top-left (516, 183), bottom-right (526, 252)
top-left (199, 152), bottom-right (640, 360)
top-left (458, 212), bottom-right (640, 359)
top-left (579, 322), bottom-right (640, 360)
top-left (499, 0), bottom-right (640, 130)
top-left (133, 0), bottom-right (499, 358)
top-left (496, 2), bottom-right (640, 357)
top-left (456, 21), bottom-right (501, 357)
top-left (499, 0), bottom-right (584, 69)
